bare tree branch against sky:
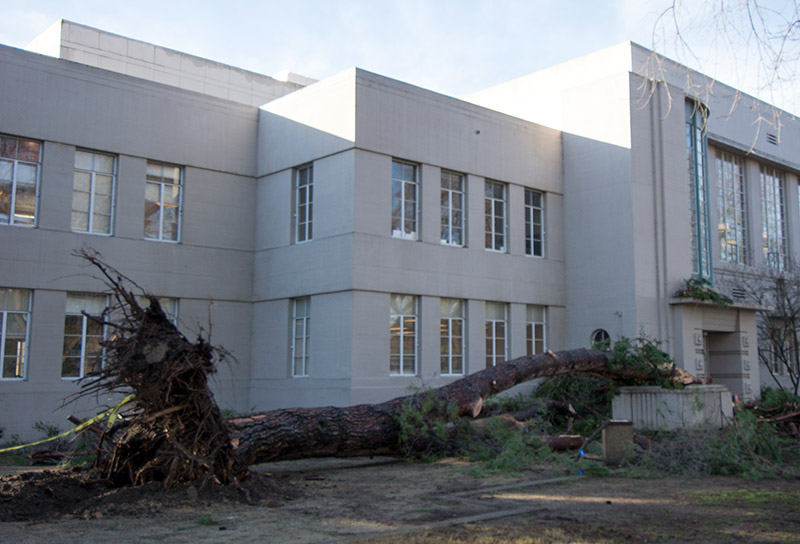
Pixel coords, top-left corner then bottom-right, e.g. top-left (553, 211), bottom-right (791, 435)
top-left (651, 0), bottom-right (799, 115)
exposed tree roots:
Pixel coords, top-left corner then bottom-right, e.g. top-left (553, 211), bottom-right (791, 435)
top-left (71, 249), bottom-right (247, 487)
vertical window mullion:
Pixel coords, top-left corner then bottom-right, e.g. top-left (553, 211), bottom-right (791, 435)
top-left (158, 182), bottom-right (166, 241)
top-left (8, 164), bottom-right (16, 225)
top-left (79, 314), bottom-right (88, 377)
top-left (88, 172), bottom-right (96, 233)
top-left (446, 318), bottom-right (453, 373)
top-left (0, 312), bottom-right (6, 366)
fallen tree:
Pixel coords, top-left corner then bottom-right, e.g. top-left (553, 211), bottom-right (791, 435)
top-left (228, 348), bottom-right (651, 465)
top-left (70, 250), bottom-right (694, 486)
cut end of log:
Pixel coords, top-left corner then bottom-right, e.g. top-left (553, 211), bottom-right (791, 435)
top-left (469, 397), bottom-right (483, 418)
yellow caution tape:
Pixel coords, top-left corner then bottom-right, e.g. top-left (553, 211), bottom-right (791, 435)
top-left (0, 393), bottom-right (136, 453)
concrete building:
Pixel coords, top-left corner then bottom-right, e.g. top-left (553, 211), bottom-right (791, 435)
top-left (0, 21), bottom-right (796, 441)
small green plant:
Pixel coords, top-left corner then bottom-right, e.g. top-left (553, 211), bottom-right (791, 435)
top-left (195, 513), bottom-right (221, 526)
top-left (32, 420), bottom-right (61, 438)
top-left (675, 277), bottom-right (733, 307)
top-left (606, 335), bottom-right (680, 389)
top-left (759, 387), bottom-right (800, 409)
top-left (465, 418), bottom-right (546, 475)
top-left (396, 389), bottom-right (467, 459)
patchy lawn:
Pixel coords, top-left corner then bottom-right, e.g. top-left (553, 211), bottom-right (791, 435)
top-left (2, 458), bottom-right (800, 543)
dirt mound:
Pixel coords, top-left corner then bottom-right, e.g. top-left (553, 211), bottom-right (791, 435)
top-left (0, 468), bottom-right (297, 522)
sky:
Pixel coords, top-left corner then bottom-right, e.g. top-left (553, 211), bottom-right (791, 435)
top-left (1, 0), bottom-right (797, 114)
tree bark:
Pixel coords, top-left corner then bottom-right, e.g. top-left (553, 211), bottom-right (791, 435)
top-left (228, 348), bottom-right (615, 465)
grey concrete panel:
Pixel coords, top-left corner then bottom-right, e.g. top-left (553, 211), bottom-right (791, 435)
top-left (0, 45), bottom-right (258, 177)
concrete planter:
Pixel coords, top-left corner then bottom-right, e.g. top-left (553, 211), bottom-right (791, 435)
top-left (611, 385), bottom-right (733, 430)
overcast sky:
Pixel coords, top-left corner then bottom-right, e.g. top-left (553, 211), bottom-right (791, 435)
top-left (1, 0), bottom-right (797, 114)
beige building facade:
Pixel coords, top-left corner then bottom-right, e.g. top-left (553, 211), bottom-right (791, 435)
top-left (0, 22), bottom-right (796, 440)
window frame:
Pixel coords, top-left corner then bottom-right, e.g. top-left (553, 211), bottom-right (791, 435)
top-left (686, 101), bottom-right (712, 281)
top-left (526, 305), bottom-right (547, 356)
top-left (524, 189), bottom-right (545, 257)
top-left (761, 165), bottom-right (786, 271)
top-left (484, 180), bottom-right (507, 252)
top-left (135, 295), bottom-right (179, 326)
top-left (291, 297), bottom-right (311, 377)
top-left (144, 161), bottom-right (183, 242)
top-left (592, 329), bottom-right (611, 348)
top-left (72, 149), bottom-right (116, 236)
top-left (485, 301), bottom-right (507, 368)
top-left (440, 170), bottom-right (465, 247)
top-left (294, 164), bottom-right (313, 244)
top-left (0, 134), bottom-right (41, 228)
top-left (716, 151), bottom-right (747, 265)
top-left (440, 298), bottom-right (465, 376)
top-left (391, 160), bottom-right (419, 241)
top-left (62, 293), bottom-right (108, 380)
top-left (390, 294), bottom-right (418, 376)
top-left (0, 288), bottom-right (31, 380)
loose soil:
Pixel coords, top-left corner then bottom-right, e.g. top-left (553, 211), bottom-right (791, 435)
top-left (2, 458), bottom-right (799, 543)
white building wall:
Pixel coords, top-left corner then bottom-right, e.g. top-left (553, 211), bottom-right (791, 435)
top-left (0, 44), bottom-right (259, 440)
top-left (248, 70), bottom-right (567, 411)
top-left (25, 20), bottom-right (306, 107)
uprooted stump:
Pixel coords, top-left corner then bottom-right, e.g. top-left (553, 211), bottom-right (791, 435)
top-left (71, 250), bottom-right (248, 487)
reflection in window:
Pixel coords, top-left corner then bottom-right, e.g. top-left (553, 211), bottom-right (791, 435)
top-left (761, 166), bottom-right (786, 270)
top-left (291, 297), bottom-right (310, 377)
top-left (294, 165), bottom-right (313, 243)
top-left (441, 171), bottom-right (464, 246)
top-left (73, 150), bottom-right (116, 235)
top-left (391, 161), bottom-right (418, 240)
top-left (686, 101), bottom-right (711, 280)
top-left (526, 305), bottom-right (546, 355)
top-left (525, 189), bottom-right (544, 257)
top-left (144, 161), bottom-right (182, 242)
top-left (485, 301), bottom-right (507, 367)
top-left (0, 135), bottom-right (41, 227)
top-left (440, 298), bottom-right (464, 375)
top-left (62, 293), bottom-right (107, 379)
top-left (717, 152), bottom-right (747, 264)
top-left (0, 288), bottom-right (31, 379)
top-left (485, 181), bottom-right (506, 252)
top-left (592, 329), bottom-right (611, 349)
top-left (390, 294), bottom-right (417, 375)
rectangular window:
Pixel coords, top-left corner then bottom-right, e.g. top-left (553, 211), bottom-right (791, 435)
top-left (291, 297), bottom-right (310, 377)
top-left (763, 319), bottom-right (798, 376)
top-left (485, 301), bottom-right (507, 367)
top-left (144, 161), bottom-right (182, 242)
top-left (526, 305), bottom-right (546, 356)
top-left (761, 166), bottom-right (786, 270)
top-left (0, 288), bottom-right (31, 380)
top-left (524, 189), bottom-right (544, 257)
top-left (717, 152), bottom-right (747, 264)
top-left (62, 293), bottom-right (107, 379)
top-left (441, 171), bottom-right (464, 246)
top-left (135, 295), bottom-right (179, 325)
top-left (392, 160), bottom-right (418, 240)
top-left (294, 165), bottom-right (313, 243)
top-left (440, 298), bottom-right (464, 375)
top-left (0, 135), bottom-right (41, 227)
top-left (484, 181), bottom-right (506, 251)
top-left (390, 294), bottom-right (417, 375)
top-left (686, 101), bottom-right (711, 280)
top-left (73, 150), bottom-right (115, 235)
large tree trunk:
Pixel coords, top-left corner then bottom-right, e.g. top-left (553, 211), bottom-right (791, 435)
top-left (228, 349), bottom-right (615, 465)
